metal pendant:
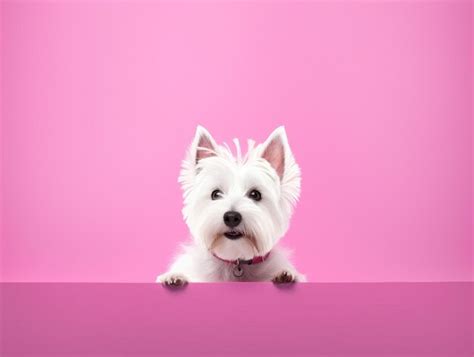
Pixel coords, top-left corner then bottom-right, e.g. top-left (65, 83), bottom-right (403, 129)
top-left (232, 261), bottom-right (244, 277)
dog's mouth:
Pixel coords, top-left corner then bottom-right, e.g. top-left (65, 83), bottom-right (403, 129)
top-left (224, 231), bottom-right (244, 240)
top-left (210, 231), bottom-right (260, 260)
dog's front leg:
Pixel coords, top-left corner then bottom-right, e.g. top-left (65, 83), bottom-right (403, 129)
top-left (156, 272), bottom-right (188, 287)
top-left (272, 270), bottom-right (298, 283)
top-left (264, 248), bottom-right (306, 284)
top-left (156, 251), bottom-right (194, 286)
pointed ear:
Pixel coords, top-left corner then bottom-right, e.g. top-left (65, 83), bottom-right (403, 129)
top-left (260, 126), bottom-right (288, 179)
top-left (192, 125), bottom-right (218, 164)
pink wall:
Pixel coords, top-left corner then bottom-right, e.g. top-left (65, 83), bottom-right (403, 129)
top-left (1, 1), bottom-right (471, 282)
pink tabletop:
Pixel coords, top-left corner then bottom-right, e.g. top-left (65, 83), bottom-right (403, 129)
top-left (1, 282), bottom-right (472, 356)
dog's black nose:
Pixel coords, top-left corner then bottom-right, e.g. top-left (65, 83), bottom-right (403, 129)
top-left (223, 211), bottom-right (242, 228)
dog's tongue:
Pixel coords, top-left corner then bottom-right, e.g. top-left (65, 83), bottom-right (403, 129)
top-left (213, 238), bottom-right (256, 261)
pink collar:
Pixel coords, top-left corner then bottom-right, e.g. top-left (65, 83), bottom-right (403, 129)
top-left (212, 251), bottom-right (271, 266)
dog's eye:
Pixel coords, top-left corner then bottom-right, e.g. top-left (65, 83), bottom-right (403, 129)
top-left (211, 189), bottom-right (223, 200)
top-left (248, 189), bottom-right (262, 202)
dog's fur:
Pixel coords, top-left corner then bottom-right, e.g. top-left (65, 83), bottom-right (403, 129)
top-left (157, 126), bottom-right (305, 284)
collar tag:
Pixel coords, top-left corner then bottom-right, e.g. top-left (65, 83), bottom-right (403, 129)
top-left (232, 259), bottom-right (244, 277)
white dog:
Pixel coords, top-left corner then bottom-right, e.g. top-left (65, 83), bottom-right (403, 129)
top-left (157, 125), bottom-right (305, 285)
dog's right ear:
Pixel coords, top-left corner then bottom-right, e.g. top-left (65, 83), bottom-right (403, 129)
top-left (191, 125), bottom-right (218, 164)
top-left (180, 126), bottom-right (218, 197)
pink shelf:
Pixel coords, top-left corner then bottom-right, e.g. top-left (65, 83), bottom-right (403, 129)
top-left (1, 282), bottom-right (472, 356)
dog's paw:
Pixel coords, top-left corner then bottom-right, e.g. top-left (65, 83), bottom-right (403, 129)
top-left (272, 271), bottom-right (296, 284)
top-left (157, 273), bottom-right (188, 288)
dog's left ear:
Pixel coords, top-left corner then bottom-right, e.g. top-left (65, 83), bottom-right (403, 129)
top-left (260, 126), bottom-right (301, 208)
top-left (260, 126), bottom-right (289, 179)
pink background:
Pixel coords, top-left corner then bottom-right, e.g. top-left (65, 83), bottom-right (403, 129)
top-left (1, 1), bottom-right (472, 282)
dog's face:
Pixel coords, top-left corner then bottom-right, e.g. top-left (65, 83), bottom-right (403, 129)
top-left (180, 126), bottom-right (301, 260)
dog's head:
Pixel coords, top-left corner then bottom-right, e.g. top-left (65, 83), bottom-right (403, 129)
top-left (180, 126), bottom-right (301, 260)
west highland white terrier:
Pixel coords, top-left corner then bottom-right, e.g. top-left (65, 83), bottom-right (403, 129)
top-left (157, 125), bottom-right (305, 285)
